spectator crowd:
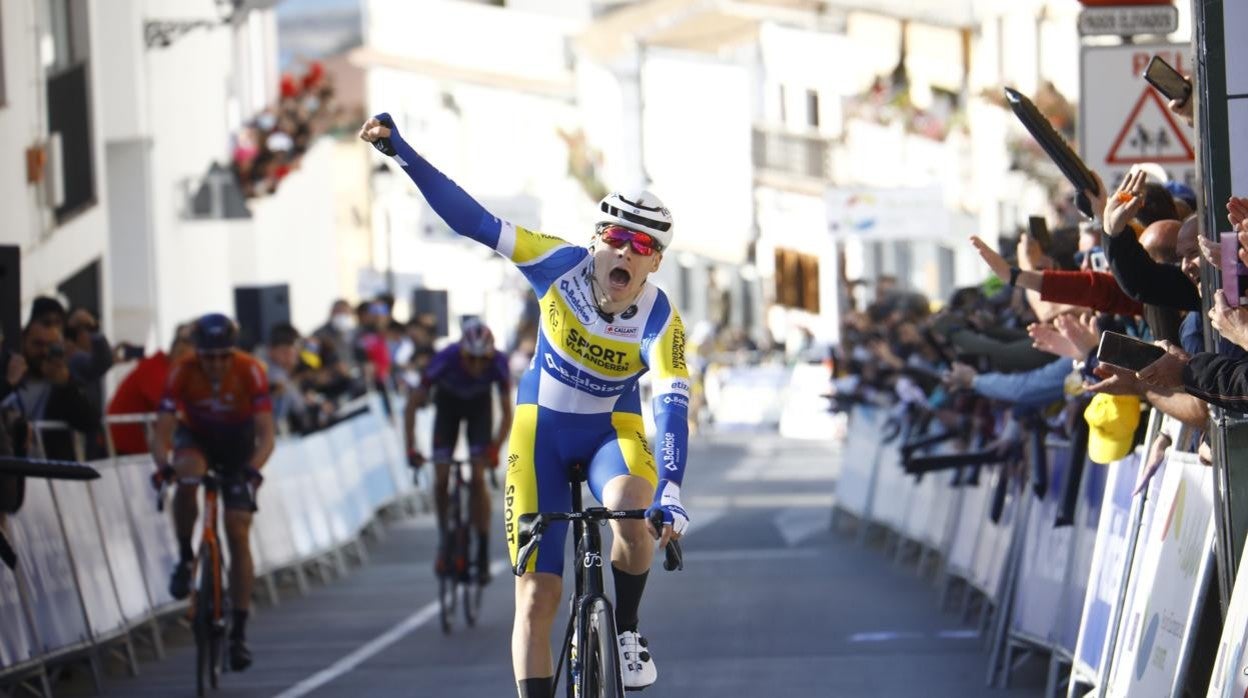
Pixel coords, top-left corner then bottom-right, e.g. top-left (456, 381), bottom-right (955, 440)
top-left (828, 92), bottom-right (1244, 496)
top-left (0, 291), bottom-right (469, 471)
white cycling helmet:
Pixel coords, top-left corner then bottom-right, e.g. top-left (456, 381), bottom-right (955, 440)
top-left (597, 189), bottom-right (674, 250)
top-left (460, 320), bottom-right (495, 358)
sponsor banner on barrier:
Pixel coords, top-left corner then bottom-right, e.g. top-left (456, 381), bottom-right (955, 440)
top-left (1207, 531), bottom-right (1248, 697)
top-left (1105, 452), bottom-right (1214, 697)
top-left (1073, 453), bottom-right (1140, 681)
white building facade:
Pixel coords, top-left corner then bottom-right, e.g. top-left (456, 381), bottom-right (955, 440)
top-left (2, 0), bottom-right (352, 360)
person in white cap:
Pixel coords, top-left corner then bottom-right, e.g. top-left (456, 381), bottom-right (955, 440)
top-left (359, 113), bottom-right (690, 698)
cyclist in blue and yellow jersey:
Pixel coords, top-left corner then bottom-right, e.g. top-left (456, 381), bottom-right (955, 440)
top-left (361, 114), bottom-right (690, 697)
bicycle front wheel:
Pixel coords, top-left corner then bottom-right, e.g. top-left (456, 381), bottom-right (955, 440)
top-left (579, 599), bottom-right (623, 698)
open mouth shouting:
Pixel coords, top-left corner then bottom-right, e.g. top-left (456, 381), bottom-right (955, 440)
top-left (608, 266), bottom-right (633, 292)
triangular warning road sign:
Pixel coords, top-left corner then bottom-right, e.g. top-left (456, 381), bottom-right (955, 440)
top-left (1106, 87), bottom-right (1194, 165)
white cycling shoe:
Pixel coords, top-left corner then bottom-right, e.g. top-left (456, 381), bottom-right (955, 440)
top-left (617, 630), bottom-right (657, 691)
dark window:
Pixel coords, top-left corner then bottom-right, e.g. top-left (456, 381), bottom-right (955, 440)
top-left (805, 89), bottom-right (819, 129)
top-left (44, 0), bottom-right (94, 222)
top-left (57, 258), bottom-right (101, 320)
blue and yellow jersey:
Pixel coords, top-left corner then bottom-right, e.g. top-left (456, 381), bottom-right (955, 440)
top-left (382, 123), bottom-right (690, 484)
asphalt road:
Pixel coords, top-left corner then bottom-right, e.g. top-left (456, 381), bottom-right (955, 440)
top-left (87, 430), bottom-right (1044, 698)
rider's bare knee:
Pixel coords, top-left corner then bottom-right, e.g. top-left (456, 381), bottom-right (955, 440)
top-left (516, 576), bottom-right (561, 623)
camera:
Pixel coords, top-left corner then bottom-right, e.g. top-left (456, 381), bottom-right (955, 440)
top-left (46, 342), bottom-right (64, 359)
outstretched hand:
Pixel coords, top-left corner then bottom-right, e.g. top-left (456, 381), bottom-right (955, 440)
top-left (1029, 322), bottom-right (1080, 360)
top-left (969, 235), bottom-right (1011, 281)
top-left (1104, 169), bottom-right (1148, 237)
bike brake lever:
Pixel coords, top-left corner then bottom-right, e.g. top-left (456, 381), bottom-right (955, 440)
top-left (0, 529), bottom-right (16, 570)
top-left (663, 540), bottom-right (683, 572)
top-left (513, 536), bottom-right (539, 577)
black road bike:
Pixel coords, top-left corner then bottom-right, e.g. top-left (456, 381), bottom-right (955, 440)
top-left (437, 460), bottom-right (497, 633)
top-left (513, 466), bottom-right (683, 697)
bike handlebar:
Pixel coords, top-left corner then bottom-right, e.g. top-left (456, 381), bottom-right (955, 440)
top-left (512, 508), bottom-right (684, 577)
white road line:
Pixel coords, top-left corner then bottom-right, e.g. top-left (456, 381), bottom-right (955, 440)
top-left (774, 507), bottom-right (832, 547)
top-left (271, 559), bottom-right (508, 698)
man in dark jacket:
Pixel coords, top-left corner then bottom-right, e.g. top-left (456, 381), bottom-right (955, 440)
top-left (0, 316), bottom-right (99, 461)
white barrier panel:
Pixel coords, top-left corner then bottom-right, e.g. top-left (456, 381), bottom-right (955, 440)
top-left (251, 453), bottom-right (301, 574)
top-left (1208, 528), bottom-right (1248, 697)
top-left (6, 480), bottom-right (91, 652)
top-left (351, 411), bottom-right (399, 510)
top-left (267, 440), bottom-right (334, 558)
top-left (0, 551), bottom-right (36, 667)
top-left (833, 406), bottom-right (884, 520)
top-left (1072, 453), bottom-right (1141, 687)
top-left (113, 457), bottom-right (180, 612)
top-left (1055, 454), bottom-right (1110, 661)
top-left (302, 431), bottom-right (354, 545)
top-left (324, 424), bottom-right (372, 535)
top-left (89, 465), bottom-right (153, 625)
top-left (971, 473), bottom-right (1017, 602)
top-left (375, 400), bottom-right (415, 498)
top-left (870, 441), bottom-right (912, 533)
top-left (899, 424), bottom-right (941, 546)
top-left (706, 364), bottom-right (790, 429)
top-left (1105, 452), bottom-right (1214, 698)
top-left (946, 473), bottom-right (991, 580)
top-left (778, 362), bottom-right (842, 440)
top-left (50, 479), bottom-right (127, 638)
top-left (1011, 453), bottom-right (1074, 645)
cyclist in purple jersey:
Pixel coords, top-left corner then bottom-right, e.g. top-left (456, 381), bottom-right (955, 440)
top-left (404, 321), bottom-right (513, 582)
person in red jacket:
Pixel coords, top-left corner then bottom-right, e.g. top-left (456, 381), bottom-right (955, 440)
top-left (106, 323), bottom-right (195, 455)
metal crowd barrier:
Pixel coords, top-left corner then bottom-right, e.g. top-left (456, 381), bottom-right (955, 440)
top-left (830, 403), bottom-right (1245, 698)
top-left (0, 392), bottom-right (420, 696)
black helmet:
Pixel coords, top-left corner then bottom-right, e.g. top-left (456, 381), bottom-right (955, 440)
top-left (194, 313), bottom-right (238, 352)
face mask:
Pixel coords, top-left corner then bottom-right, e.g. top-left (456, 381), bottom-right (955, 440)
top-left (332, 314), bottom-right (355, 333)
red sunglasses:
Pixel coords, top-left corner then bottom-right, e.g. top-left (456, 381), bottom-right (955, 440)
top-left (598, 225), bottom-right (662, 256)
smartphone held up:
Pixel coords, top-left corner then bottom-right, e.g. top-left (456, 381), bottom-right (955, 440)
top-left (1142, 55), bottom-right (1191, 105)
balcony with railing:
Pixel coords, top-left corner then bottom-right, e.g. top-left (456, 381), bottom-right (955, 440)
top-left (751, 125), bottom-right (834, 188)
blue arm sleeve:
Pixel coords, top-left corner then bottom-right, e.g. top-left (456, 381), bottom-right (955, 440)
top-left (642, 297), bottom-right (691, 486)
top-left (970, 358), bottom-right (1073, 409)
top-left (378, 113), bottom-right (502, 248)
